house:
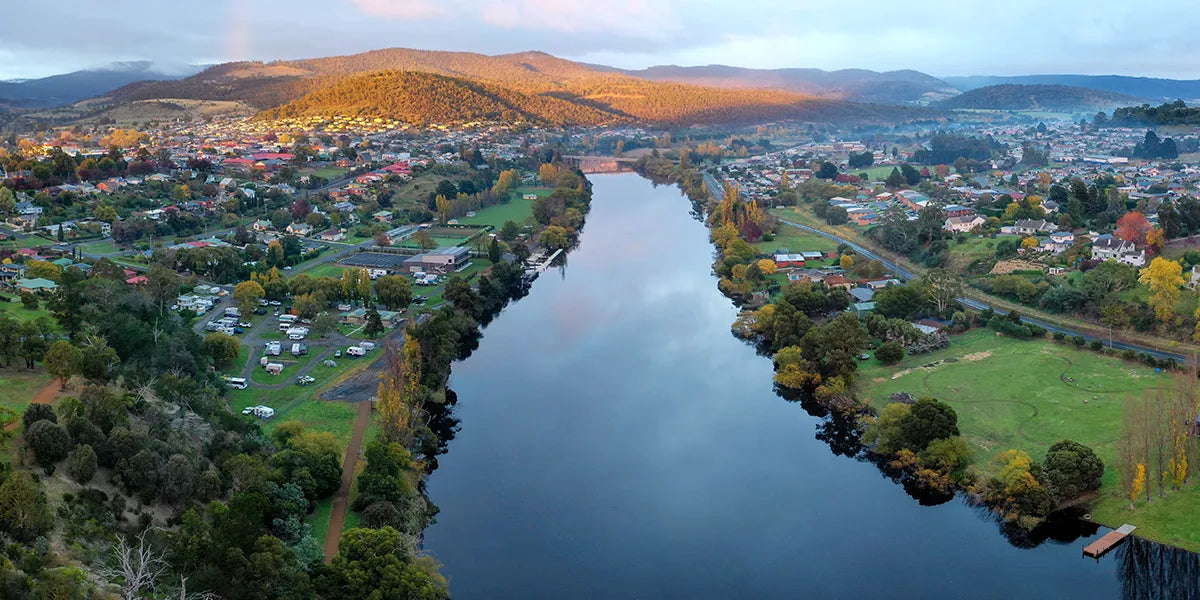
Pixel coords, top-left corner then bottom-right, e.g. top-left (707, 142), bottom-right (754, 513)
top-left (1039, 231), bottom-right (1075, 254)
top-left (14, 277), bottom-right (57, 293)
top-left (402, 246), bottom-right (470, 274)
top-left (126, 275), bottom-right (148, 285)
top-left (848, 287), bottom-right (875, 303)
top-left (285, 222), bottom-right (313, 236)
top-left (317, 228), bottom-right (346, 242)
top-left (944, 215), bottom-right (985, 233)
top-left (523, 193), bottom-right (538, 200)
top-left (1092, 234), bottom-right (1146, 266)
top-left (0, 263), bottom-right (29, 282)
top-left (372, 210), bottom-right (394, 223)
top-left (1014, 219), bottom-right (1057, 235)
top-left (340, 307), bottom-right (401, 327)
top-left (252, 219), bottom-right (272, 232)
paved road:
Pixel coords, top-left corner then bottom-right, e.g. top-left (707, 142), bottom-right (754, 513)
top-left (704, 171), bottom-right (1188, 363)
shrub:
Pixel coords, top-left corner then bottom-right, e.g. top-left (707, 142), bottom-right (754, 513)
top-left (1052, 331), bottom-right (1065, 342)
top-left (876, 341), bottom-right (905, 364)
top-left (1070, 336), bottom-right (1086, 348)
top-left (1089, 340), bottom-right (1103, 351)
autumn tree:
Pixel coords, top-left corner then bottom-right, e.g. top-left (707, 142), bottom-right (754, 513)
top-left (233, 280), bottom-right (265, 316)
top-left (374, 276), bottom-right (412, 310)
top-left (1116, 211), bottom-right (1153, 243)
top-left (1138, 257), bottom-right (1184, 323)
top-left (377, 336), bottom-right (427, 447)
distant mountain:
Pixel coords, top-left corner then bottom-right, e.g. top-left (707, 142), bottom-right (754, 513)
top-left (594, 64), bottom-right (960, 105)
top-left (944, 75), bottom-right (1200, 102)
top-left (0, 61), bottom-right (203, 108)
top-left (95, 48), bottom-right (928, 126)
top-left (935, 84), bottom-right (1140, 112)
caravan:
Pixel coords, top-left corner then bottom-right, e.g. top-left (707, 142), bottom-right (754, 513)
top-left (223, 376), bottom-right (248, 390)
top-left (346, 346), bottom-right (366, 357)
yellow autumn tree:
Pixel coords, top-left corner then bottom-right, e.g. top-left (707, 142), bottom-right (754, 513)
top-left (757, 259), bottom-right (777, 276)
top-left (377, 334), bottom-right (425, 447)
top-left (1138, 257), bottom-right (1184, 323)
top-left (1130, 463), bottom-right (1145, 508)
top-left (1020, 237), bottom-right (1038, 249)
top-left (538, 163), bottom-right (561, 186)
top-left (434, 194), bottom-right (450, 224)
top-left (839, 254), bottom-right (855, 270)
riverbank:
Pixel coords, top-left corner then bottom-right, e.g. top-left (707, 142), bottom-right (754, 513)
top-left (693, 166), bottom-right (1200, 554)
top-left (422, 172), bottom-right (1129, 599)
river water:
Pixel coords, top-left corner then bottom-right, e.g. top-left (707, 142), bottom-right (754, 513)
top-left (423, 173), bottom-right (1179, 599)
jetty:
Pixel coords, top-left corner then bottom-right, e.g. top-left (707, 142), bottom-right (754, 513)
top-left (1083, 524), bottom-right (1136, 559)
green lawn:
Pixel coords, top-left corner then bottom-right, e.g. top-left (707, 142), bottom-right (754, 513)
top-left (0, 301), bottom-right (54, 324)
top-left (0, 370), bottom-right (53, 417)
top-left (455, 187), bottom-right (549, 228)
top-left (79, 239), bottom-right (122, 255)
top-left (856, 330), bottom-right (1200, 549)
top-left (302, 263), bottom-right (347, 280)
top-left (756, 222), bottom-right (839, 255)
top-left (859, 330), bottom-right (1167, 465)
top-left (307, 498), bottom-right (334, 545)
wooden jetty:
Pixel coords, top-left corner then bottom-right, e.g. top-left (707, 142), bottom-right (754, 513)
top-left (1083, 524), bottom-right (1136, 559)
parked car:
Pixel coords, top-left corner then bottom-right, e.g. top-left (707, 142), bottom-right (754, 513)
top-left (334, 350), bottom-right (342, 358)
top-left (233, 327), bottom-right (245, 334)
top-left (239, 321), bottom-right (252, 328)
top-left (296, 375), bottom-right (315, 386)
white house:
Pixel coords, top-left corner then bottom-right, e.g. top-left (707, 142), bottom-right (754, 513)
top-left (944, 215), bottom-right (985, 233)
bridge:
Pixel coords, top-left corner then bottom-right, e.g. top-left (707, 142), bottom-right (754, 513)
top-left (563, 155), bottom-right (639, 174)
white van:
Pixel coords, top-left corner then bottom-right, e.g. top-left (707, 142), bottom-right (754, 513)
top-left (359, 341), bottom-right (375, 351)
top-left (224, 376), bottom-right (248, 390)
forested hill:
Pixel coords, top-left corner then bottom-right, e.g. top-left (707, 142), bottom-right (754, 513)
top-left (936, 84), bottom-right (1140, 111)
top-left (256, 71), bottom-right (622, 126)
top-left (96, 47), bottom-right (929, 126)
top-left (255, 69), bottom-right (926, 127)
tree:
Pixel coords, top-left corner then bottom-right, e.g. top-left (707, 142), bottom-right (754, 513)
top-left (540, 225), bottom-right (570, 250)
top-left (839, 254), bottom-right (854, 270)
top-left (1116, 211), bottom-right (1153, 243)
top-left (899, 398), bottom-right (959, 451)
top-left (1041, 439), bottom-right (1104, 503)
top-left (311, 313), bottom-right (338, 338)
top-left (292, 293), bottom-right (322, 320)
top-left (233, 280), bottom-right (266, 316)
top-left (22, 403), bottom-right (56, 430)
top-left (374, 276), bottom-right (413, 310)
top-left (1138, 257), bottom-right (1184, 323)
top-left (1131, 464), bottom-right (1146, 508)
top-left (921, 269), bottom-right (962, 315)
top-left (874, 283), bottom-right (927, 319)
top-left (0, 472), bottom-right (53, 541)
top-left (499, 220), bottom-right (521, 242)
top-left (756, 258), bottom-right (777, 276)
top-left (364, 308), bottom-right (384, 339)
top-left (203, 333), bottom-right (241, 370)
top-left (323, 527), bottom-right (449, 600)
top-left (25, 419), bottom-right (71, 468)
top-left (489, 237), bottom-right (502, 264)
top-left (66, 444), bottom-right (98, 484)
top-left (43, 340), bottom-right (81, 385)
top-left (875, 341), bottom-right (904, 364)
top-left (101, 529), bottom-right (169, 600)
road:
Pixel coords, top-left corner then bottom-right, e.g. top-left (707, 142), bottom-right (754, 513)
top-left (703, 171), bottom-right (1188, 363)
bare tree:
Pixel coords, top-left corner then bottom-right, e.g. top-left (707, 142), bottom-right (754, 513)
top-left (175, 575), bottom-right (220, 600)
top-left (101, 528), bottom-right (168, 600)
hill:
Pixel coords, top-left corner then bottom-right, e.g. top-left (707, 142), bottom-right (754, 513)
top-left (944, 74), bottom-right (1200, 102)
top-left (256, 69), bottom-right (913, 127)
top-left (93, 48), bottom-right (927, 126)
top-left (257, 70), bottom-right (622, 126)
top-left (935, 84), bottom-right (1140, 111)
top-left (601, 64), bottom-right (959, 105)
top-left (0, 61), bottom-right (202, 108)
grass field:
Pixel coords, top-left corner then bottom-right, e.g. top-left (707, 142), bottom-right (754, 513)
top-left (756, 222), bottom-right (840, 255)
top-left (302, 263), bottom-right (346, 280)
top-left (79, 239), bottom-right (122, 255)
top-left (0, 301), bottom-right (54, 324)
top-left (0, 370), bottom-right (53, 416)
top-left (455, 186), bottom-right (550, 228)
top-left (859, 330), bottom-right (1168, 465)
top-left (855, 330), bottom-right (1200, 550)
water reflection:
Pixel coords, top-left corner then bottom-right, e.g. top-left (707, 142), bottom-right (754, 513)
top-left (1118, 537), bottom-right (1200, 600)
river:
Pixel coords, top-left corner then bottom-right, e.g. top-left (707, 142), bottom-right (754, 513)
top-left (423, 173), bottom-right (1185, 599)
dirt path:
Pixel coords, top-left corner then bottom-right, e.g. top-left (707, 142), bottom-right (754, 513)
top-left (4, 380), bottom-right (61, 431)
top-left (323, 400), bottom-right (373, 562)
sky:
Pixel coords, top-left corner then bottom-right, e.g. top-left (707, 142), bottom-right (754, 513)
top-left (3, 0), bottom-right (1199, 80)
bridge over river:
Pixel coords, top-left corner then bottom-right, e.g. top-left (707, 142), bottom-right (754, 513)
top-left (562, 155), bottom-right (639, 174)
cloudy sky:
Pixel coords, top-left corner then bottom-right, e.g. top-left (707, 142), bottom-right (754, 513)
top-left (3, 0), bottom-right (1199, 80)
